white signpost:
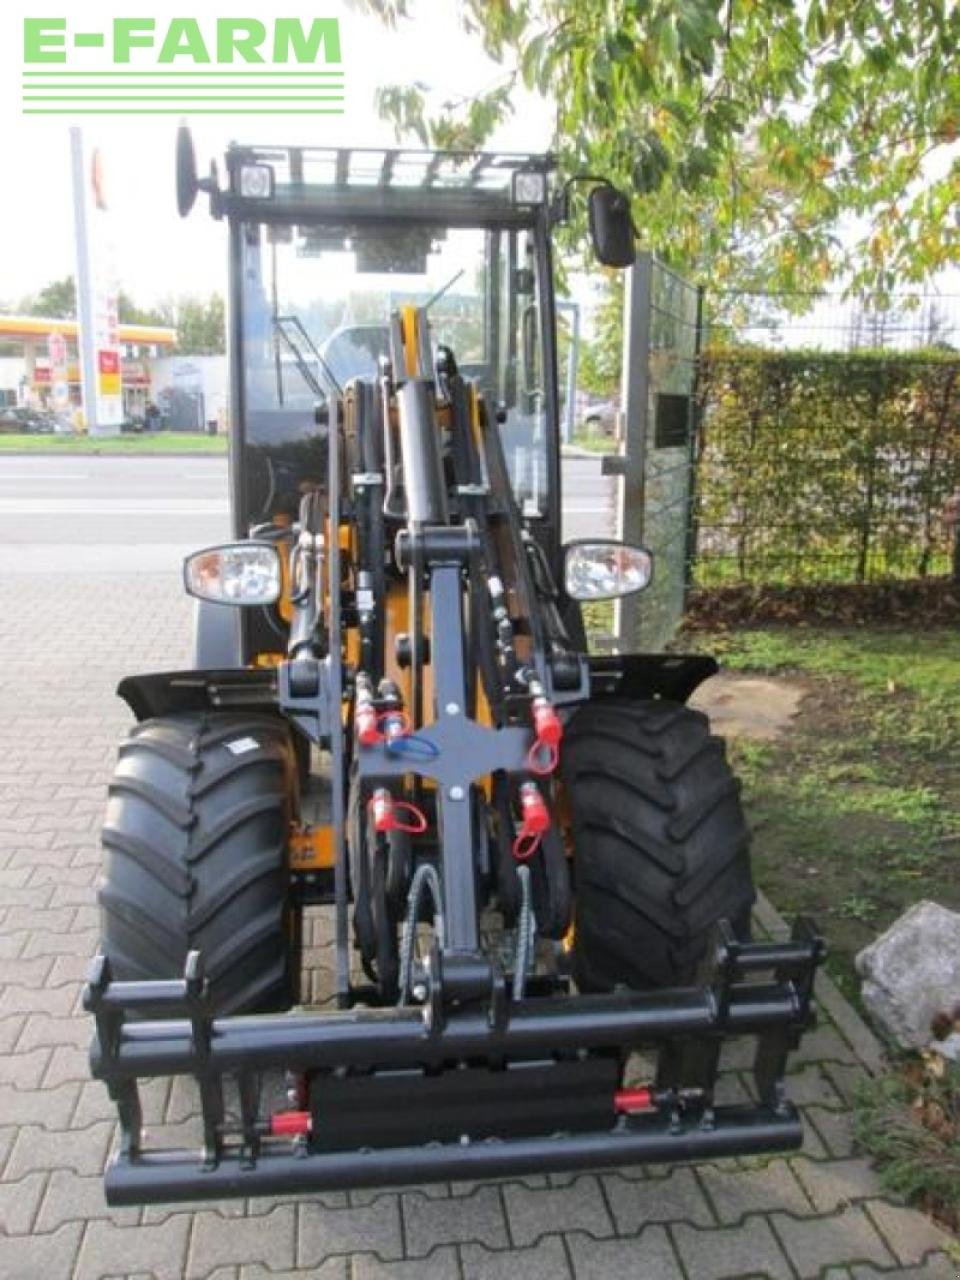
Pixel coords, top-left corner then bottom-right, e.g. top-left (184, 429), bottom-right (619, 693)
top-left (70, 127), bottom-right (122, 435)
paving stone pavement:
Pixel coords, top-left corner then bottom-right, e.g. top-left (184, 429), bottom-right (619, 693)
top-left (0, 572), bottom-right (956, 1279)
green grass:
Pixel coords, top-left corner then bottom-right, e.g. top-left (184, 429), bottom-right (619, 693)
top-left (0, 431), bottom-right (227, 454)
top-left (692, 626), bottom-right (960, 1007)
top-left (854, 1060), bottom-right (960, 1232)
top-left (569, 432), bottom-right (618, 454)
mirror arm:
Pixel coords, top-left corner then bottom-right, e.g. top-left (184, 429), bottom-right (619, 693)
top-left (549, 173), bottom-right (614, 226)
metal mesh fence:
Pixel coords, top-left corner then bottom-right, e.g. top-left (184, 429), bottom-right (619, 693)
top-left (709, 289), bottom-right (960, 352)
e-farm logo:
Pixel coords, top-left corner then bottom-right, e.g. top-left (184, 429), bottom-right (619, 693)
top-left (22, 17), bottom-right (344, 115)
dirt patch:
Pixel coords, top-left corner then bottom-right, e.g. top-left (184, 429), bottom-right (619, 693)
top-left (691, 672), bottom-right (805, 741)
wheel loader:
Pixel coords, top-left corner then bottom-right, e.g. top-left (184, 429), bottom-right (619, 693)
top-left (86, 130), bottom-right (824, 1205)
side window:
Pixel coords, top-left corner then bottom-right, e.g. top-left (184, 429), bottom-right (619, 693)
top-left (497, 231), bottom-right (548, 517)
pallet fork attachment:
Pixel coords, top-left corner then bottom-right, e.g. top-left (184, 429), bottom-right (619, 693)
top-left (86, 920), bottom-right (823, 1204)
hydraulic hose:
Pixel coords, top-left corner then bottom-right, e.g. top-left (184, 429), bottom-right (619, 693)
top-left (513, 864), bottom-right (536, 1002)
top-left (397, 863), bottom-right (444, 1007)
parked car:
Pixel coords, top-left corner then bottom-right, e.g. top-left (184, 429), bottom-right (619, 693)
top-left (579, 396), bottom-right (618, 437)
top-left (0, 406), bottom-right (56, 434)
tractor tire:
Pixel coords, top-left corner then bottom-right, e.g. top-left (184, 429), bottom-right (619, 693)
top-left (562, 699), bottom-right (754, 992)
top-left (99, 711), bottom-right (298, 1016)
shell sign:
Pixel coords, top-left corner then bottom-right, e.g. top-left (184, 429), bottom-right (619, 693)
top-left (98, 349), bottom-right (121, 397)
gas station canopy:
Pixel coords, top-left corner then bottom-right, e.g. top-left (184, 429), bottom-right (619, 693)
top-left (0, 315), bottom-right (177, 347)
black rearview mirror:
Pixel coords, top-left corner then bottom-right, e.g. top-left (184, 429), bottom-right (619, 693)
top-left (588, 185), bottom-right (635, 269)
top-left (176, 125), bottom-right (199, 218)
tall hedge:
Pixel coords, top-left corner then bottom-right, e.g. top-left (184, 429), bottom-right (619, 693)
top-left (694, 349), bottom-right (960, 586)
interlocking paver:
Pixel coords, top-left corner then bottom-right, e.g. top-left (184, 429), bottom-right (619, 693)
top-left (0, 1220), bottom-right (84, 1279)
top-left (3, 1045), bottom-right (51, 1089)
top-left (0, 1014), bottom-right (26, 1052)
top-left (601, 1165), bottom-right (714, 1232)
top-left (0, 1169), bottom-right (45, 1234)
top-left (793, 1156), bottom-right (884, 1212)
top-left (851, 1260), bottom-right (960, 1279)
top-left (40, 1042), bottom-right (90, 1088)
top-left (461, 1233), bottom-right (571, 1279)
top-left (673, 1214), bottom-right (793, 1279)
top-left (298, 1198), bottom-right (404, 1266)
top-left (353, 1248), bottom-right (461, 1279)
top-left (502, 1175), bottom-right (613, 1247)
top-left (566, 1225), bottom-right (684, 1279)
top-left (698, 1157), bottom-right (813, 1224)
top-left (74, 1216), bottom-right (192, 1280)
top-left (771, 1206), bottom-right (896, 1276)
top-left (5, 1121), bottom-right (114, 1180)
top-left (805, 1104), bottom-right (858, 1159)
top-left (865, 1200), bottom-right (955, 1267)
top-left (33, 1168), bottom-right (140, 1233)
top-left (240, 1263), bottom-right (347, 1280)
top-left (187, 1206), bottom-right (297, 1277)
top-left (0, 1082), bottom-right (80, 1130)
top-left (15, 1012), bottom-right (90, 1049)
top-left (402, 1184), bottom-right (509, 1256)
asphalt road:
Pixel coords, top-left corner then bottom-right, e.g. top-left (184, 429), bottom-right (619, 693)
top-left (0, 453), bottom-right (614, 572)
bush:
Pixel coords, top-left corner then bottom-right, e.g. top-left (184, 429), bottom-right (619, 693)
top-left (695, 348), bottom-right (960, 586)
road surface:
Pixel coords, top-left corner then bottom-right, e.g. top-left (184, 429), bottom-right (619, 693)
top-left (0, 453), bottom-right (614, 573)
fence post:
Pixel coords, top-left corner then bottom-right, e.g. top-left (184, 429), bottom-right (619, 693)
top-left (612, 252), bottom-right (652, 647)
top-left (683, 284), bottom-right (706, 604)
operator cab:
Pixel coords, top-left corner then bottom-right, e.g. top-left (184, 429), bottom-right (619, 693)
top-left (213, 145), bottom-right (559, 540)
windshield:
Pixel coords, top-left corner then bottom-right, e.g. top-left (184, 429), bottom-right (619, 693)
top-left (238, 219), bottom-right (548, 523)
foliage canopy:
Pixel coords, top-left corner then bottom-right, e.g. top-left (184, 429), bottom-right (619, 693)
top-left (364, 0), bottom-right (959, 294)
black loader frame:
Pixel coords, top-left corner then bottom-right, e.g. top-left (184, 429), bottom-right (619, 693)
top-left (87, 136), bottom-right (824, 1206)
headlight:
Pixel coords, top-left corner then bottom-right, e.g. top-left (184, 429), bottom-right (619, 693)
top-left (184, 542), bottom-right (281, 606)
top-left (564, 540), bottom-right (653, 601)
top-left (239, 163), bottom-right (274, 199)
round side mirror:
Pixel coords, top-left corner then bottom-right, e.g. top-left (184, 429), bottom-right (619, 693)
top-left (176, 125), bottom-right (200, 218)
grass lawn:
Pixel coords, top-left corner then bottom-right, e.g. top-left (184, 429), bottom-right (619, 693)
top-left (0, 431), bottom-right (226, 455)
top-left (568, 431), bottom-right (617, 454)
top-left (690, 626), bottom-right (960, 1006)
top-left (691, 625), bottom-right (960, 1231)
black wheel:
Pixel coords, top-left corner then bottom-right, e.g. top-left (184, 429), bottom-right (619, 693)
top-left (99, 711), bottom-right (299, 1015)
top-left (562, 699), bottom-right (754, 991)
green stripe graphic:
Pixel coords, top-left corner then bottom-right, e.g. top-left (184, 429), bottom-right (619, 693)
top-left (23, 70), bottom-right (344, 76)
top-left (23, 95), bottom-right (345, 101)
top-left (23, 108), bottom-right (345, 114)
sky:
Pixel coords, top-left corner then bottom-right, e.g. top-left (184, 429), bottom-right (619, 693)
top-left (0, 2), bottom-right (954, 325)
top-left (0, 1), bottom-right (555, 310)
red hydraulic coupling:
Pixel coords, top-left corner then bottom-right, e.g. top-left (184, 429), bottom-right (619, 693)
top-left (532, 697), bottom-right (563, 747)
top-left (518, 781), bottom-right (551, 834)
top-left (270, 1110), bottom-right (313, 1138)
top-left (370, 787), bottom-right (396, 833)
top-left (369, 788), bottom-right (428, 836)
top-left (355, 673), bottom-right (380, 746)
top-left (613, 1087), bottom-right (655, 1115)
top-left (528, 677), bottom-right (563, 748)
top-left (356, 702), bottom-right (380, 746)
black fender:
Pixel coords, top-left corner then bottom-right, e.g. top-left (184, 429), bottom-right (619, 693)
top-left (192, 599), bottom-right (243, 668)
top-left (586, 653), bottom-right (719, 704)
top-left (117, 668), bottom-right (278, 722)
